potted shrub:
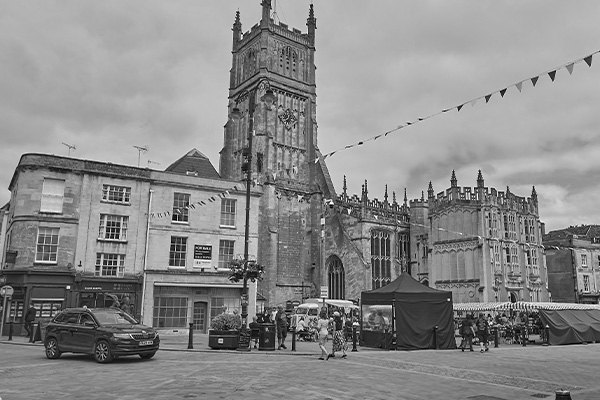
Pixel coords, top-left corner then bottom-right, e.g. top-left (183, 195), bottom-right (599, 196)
top-left (208, 313), bottom-right (241, 349)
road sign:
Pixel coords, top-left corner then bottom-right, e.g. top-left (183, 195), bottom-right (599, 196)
top-left (0, 285), bottom-right (13, 297)
top-left (320, 285), bottom-right (328, 298)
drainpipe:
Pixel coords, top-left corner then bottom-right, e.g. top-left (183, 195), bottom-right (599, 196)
top-left (140, 189), bottom-right (153, 324)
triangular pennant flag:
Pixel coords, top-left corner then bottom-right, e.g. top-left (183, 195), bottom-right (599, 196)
top-left (531, 76), bottom-right (539, 87)
top-left (406, 121), bottom-right (412, 125)
top-left (208, 197), bottom-right (215, 202)
top-left (566, 63), bottom-right (574, 75)
top-left (189, 204), bottom-right (196, 209)
top-left (470, 99), bottom-right (477, 107)
top-left (373, 135), bottom-right (382, 140)
top-left (225, 191), bottom-right (230, 196)
top-left (418, 118), bottom-right (424, 121)
top-left (515, 82), bottom-right (523, 92)
top-left (442, 108), bottom-right (450, 113)
top-left (314, 157), bottom-right (319, 164)
top-left (584, 55), bottom-right (593, 67)
top-left (485, 94), bottom-right (492, 103)
top-left (157, 213), bottom-right (163, 218)
top-left (165, 211), bottom-right (170, 216)
top-left (457, 104), bottom-right (464, 112)
top-left (150, 213), bottom-right (155, 218)
top-left (200, 201), bottom-right (206, 206)
top-left (374, 215), bottom-right (378, 220)
top-left (548, 70), bottom-right (556, 82)
top-left (357, 142), bottom-right (364, 146)
top-left (500, 88), bottom-right (507, 97)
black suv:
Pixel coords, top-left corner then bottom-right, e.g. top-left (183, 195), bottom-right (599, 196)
top-left (44, 307), bottom-right (160, 363)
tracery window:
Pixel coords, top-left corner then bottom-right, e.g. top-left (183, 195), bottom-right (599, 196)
top-left (371, 230), bottom-right (391, 289)
top-left (327, 256), bottom-right (345, 300)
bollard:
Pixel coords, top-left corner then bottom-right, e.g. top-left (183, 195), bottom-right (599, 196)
top-left (187, 322), bottom-right (194, 349)
top-left (8, 321), bottom-right (13, 341)
top-left (383, 328), bottom-right (389, 350)
top-left (433, 326), bottom-right (438, 350)
top-left (351, 326), bottom-right (358, 352)
top-left (521, 327), bottom-right (527, 347)
top-left (494, 326), bottom-right (499, 348)
top-left (543, 324), bottom-right (550, 346)
top-left (291, 326), bottom-right (296, 352)
top-left (554, 389), bottom-right (572, 400)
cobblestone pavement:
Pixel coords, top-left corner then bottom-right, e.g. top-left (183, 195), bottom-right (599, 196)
top-left (1, 334), bottom-right (600, 400)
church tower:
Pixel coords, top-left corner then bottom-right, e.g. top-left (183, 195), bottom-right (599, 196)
top-left (219, 1), bottom-right (323, 306)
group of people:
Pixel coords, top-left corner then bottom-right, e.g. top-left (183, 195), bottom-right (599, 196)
top-left (316, 309), bottom-right (348, 360)
top-left (458, 313), bottom-right (491, 353)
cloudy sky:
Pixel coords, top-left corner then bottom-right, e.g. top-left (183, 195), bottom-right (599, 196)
top-left (2, 1), bottom-right (599, 233)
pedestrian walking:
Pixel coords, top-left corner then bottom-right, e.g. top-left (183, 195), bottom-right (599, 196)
top-left (275, 305), bottom-right (288, 350)
top-left (316, 309), bottom-right (331, 360)
top-left (476, 313), bottom-right (490, 352)
top-left (330, 311), bottom-right (348, 358)
top-left (460, 314), bottom-right (475, 352)
top-left (24, 302), bottom-right (37, 338)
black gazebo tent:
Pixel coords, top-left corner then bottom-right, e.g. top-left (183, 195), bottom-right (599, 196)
top-left (361, 273), bottom-right (456, 350)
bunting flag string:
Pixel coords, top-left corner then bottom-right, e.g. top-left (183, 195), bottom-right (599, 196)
top-left (313, 49), bottom-right (599, 164)
top-left (147, 183), bottom-right (245, 219)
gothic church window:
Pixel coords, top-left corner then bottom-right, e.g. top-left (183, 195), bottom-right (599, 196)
top-left (371, 230), bottom-right (391, 289)
top-left (327, 256), bottom-right (345, 300)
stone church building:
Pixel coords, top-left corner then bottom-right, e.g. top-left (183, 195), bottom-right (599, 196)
top-left (219, 1), bottom-right (550, 308)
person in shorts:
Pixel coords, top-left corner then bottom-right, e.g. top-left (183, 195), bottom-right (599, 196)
top-left (275, 306), bottom-right (288, 350)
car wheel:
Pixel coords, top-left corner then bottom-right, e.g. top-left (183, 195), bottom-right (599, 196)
top-left (94, 340), bottom-right (114, 363)
top-left (45, 338), bottom-right (62, 359)
top-left (139, 352), bottom-right (156, 359)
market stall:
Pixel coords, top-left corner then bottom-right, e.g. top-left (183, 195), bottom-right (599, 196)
top-left (361, 273), bottom-right (456, 350)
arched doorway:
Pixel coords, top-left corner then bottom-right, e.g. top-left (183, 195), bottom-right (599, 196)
top-left (327, 255), bottom-right (345, 299)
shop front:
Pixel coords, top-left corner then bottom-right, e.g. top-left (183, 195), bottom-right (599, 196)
top-left (73, 276), bottom-right (142, 320)
top-left (1, 269), bottom-right (74, 336)
top-left (142, 273), bottom-right (257, 334)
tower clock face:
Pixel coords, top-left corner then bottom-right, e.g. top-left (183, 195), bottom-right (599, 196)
top-left (278, 108), bottom-right (297, 130)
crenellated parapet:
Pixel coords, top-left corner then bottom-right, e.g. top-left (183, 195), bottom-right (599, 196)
top-left (334, 176), bottom-right (409, 225)
top-left (428, 170), bottom-right (539, 216)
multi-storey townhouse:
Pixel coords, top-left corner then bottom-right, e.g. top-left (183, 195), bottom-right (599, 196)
top-left (1, 150), bottom-right (260, 335)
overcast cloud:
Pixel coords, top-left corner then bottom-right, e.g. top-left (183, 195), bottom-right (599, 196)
top-left (1, 1), bottom-right (599, 233)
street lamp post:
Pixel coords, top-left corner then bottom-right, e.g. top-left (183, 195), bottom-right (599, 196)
top-left (231, 81), bottom-right (274, 350)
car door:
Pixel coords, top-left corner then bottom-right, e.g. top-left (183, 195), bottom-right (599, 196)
top-left (71, 313), bottom-right (97, 354)
top-left (56, 312), bottom-right (80, 352)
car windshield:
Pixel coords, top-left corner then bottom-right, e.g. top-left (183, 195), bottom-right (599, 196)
top-left (92, 309), bottom-right (138, 326)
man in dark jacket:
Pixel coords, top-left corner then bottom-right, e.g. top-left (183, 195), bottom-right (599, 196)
top-left (24, 302), bottom-right (37, 338)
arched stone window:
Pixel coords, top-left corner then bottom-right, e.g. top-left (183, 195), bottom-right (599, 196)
top-left (371, 230), bottom-right (391, 289)
top-left (327, 255), bottom-right (345, 299)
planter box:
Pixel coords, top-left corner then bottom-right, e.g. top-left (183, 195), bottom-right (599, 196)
top-left (208, 330), bottom-right (239, 349)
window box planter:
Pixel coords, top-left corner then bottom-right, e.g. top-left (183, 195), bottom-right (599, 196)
top-left (208, 330), bottom-right (239, 349)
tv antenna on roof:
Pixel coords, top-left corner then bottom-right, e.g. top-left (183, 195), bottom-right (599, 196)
top-left (133, 145), bottom-right (149, 167)
top-left (147, 160), bottom-right (160, 168)
top-left (62, 142), bottom-right (76, 156)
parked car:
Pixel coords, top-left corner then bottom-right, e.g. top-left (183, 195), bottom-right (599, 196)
top-left (44, 307), bottom-right (159, 363)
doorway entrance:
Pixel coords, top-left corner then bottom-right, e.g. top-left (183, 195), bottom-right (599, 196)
top-left (193, 302), bottom-right (208, 333)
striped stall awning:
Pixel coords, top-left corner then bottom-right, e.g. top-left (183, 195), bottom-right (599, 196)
top-left (510, 301), bottom-right (600, 311)
top-left (454, 301), bottom-right (600, 312)
top-left (453, 302), bottom-right (513, 312)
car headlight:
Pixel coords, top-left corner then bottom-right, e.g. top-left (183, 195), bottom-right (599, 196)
top-left (112, 333), bottom-right (131, 340)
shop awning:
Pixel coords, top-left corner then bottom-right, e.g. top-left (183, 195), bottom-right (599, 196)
top-left (153, 282), bottom-right (243, 288)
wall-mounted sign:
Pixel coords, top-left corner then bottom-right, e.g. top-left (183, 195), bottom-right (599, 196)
top-left (194, 245), bottom-right (212, 268)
